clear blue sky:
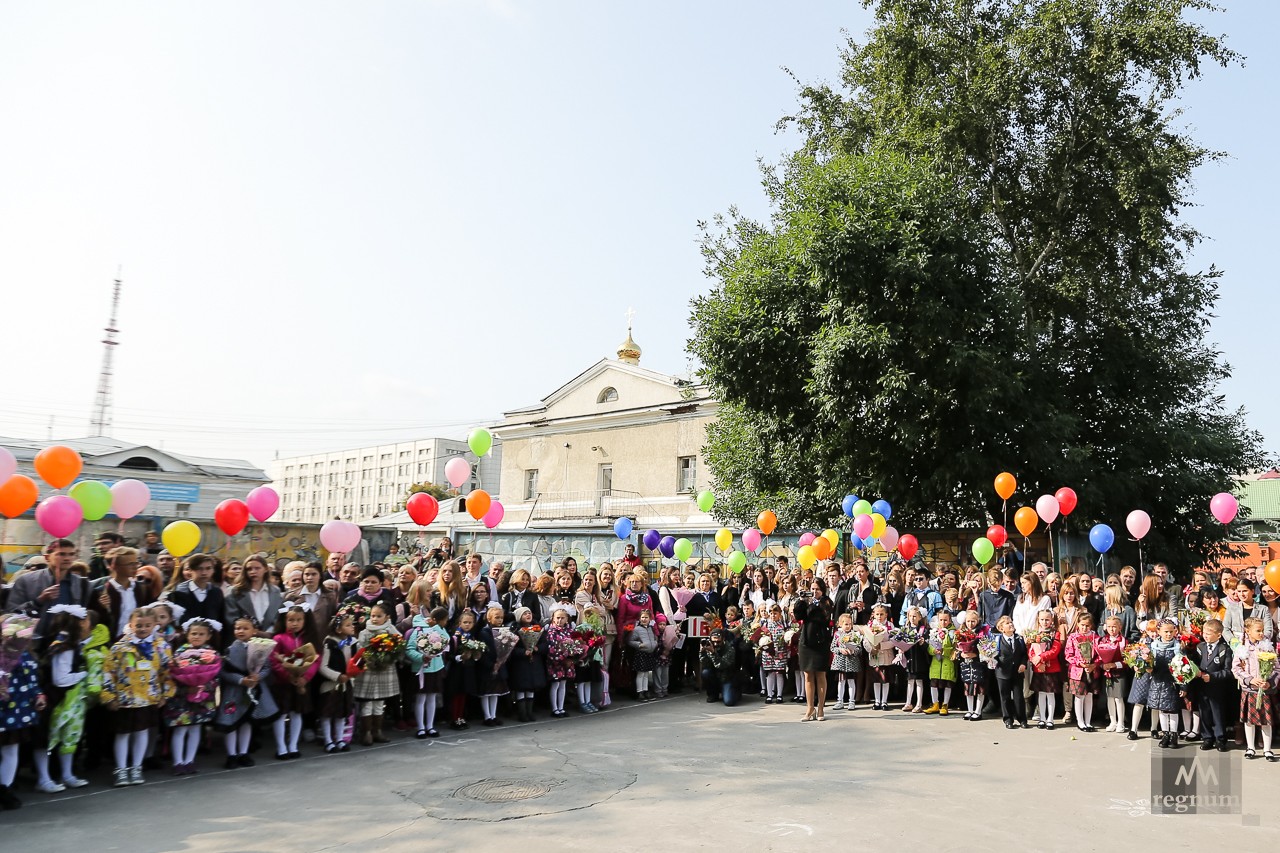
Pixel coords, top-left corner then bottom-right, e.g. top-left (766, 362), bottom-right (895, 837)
top-left (0, 1), bottom-right (1273, 466)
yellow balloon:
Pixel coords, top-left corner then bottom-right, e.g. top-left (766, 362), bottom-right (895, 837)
top-left (871, 513), bottom-right (887, 538)
top-left (797, 544), bottom-right (817, 569)
top-left (822, 529), bottom-right (840, 553)
top-left (714, 528), bottom-right (733, 552)
top-left (162, 519), bottom-right (201, 558)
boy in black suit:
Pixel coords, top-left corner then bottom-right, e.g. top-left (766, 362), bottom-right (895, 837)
top-left (993, 615), bottom-right (1028, 729)
top-left (1196, 619), bottom-right (1234, 752)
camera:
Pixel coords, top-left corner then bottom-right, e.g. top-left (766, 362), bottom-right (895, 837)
top-left (700, 638), bottom-right (712, 648)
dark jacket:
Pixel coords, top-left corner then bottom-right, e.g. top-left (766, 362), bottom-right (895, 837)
top-left (978, 588), bottom-right (1016, 630)
top-left (699, 640), bottom-right (736, 679)
top-left (1196, 639), bottom-right (1235, 697)
top-left (993, 633), bottom-right (1028, 680)
top-left (91, 576), bottom-right (159, 640)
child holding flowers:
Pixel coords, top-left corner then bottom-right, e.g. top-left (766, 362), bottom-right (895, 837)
top-left (861, 604), bottom-right (896, 710)
top-left (478, 604), bottom-right (516, 726)
top-left (955, 610), bottom-right (987, 720)
top-left (626, 610), bottom-right (659, 701)
top-left (269, 605), bottom-right (321, 760)
top-left (405, 606), bottom-right (450, 737)
top-left (35, 605), bottom-right (92, 792)
top-left (507, 607), bottom-right (547, 721)
top-left (892, 606), bottom-right (930, 713)
top-left (1095, 615), bottom-right (1128, 733)
top-left (829, 613), bottom-right (861, 711)
top-left (446, 610), bottom-right (485, 728)
top-left (1124, 620), bottom-right (1158, 740)
top-left (0, 615), bottom-right (42, 809)
top-left (925, 610), bottom-right (957, 715)
top-left (1027, 609), bottom-right (1063, 730)
top-left (1232, 616), bottom-right (1278, 761)
top-left (215, 618), bottom-right (279, 768)
top-left (353, 602), bottom-right (403, 745)
top-left (164, 617), bottom-right (222, 775)
top-left (759, 602), bottom-right (790, 704)
top-left (317, 613), bottom-right (357, 752)
top-left (101, 606), bottom-right (174, 787)
top-left (1064, 612), bottom-right (1100, 732)
top-left (543, 608), bottom-right (579, 717)
top-left (1147, 618), bottom-right (1184, 749)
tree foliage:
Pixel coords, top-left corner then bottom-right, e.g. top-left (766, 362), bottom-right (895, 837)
top-left (690, 0), bottom-right (1269, 571)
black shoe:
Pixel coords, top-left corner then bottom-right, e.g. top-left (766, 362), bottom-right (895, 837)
top-left (237, 754), bottom-right (255, 767)
top-left (1126, 731), bottom-right (1138, 741)
top-left (275, 752), bottom-right (290, 761)
top-left (1038, 722), bottom-right (1046, 730)
top-left (0, 785), bottom-right (22, 810)
top-left (415, 730), bottom-right (429, 739)
top-left (1045, 722), bottom-right (1054, 731)
top-left (1186, 732), bottom-right (1201, 741)
top-left (288, 751), bottom-right (301, 759)
top-left (1004, 721), bottom-right (1014, 729)
top-left (1200, 739), bottom-right (1215, 751)
top-left (224, 756), bottom-right (239, 770)
top-left (427, 729), bottom-right (440, 738)
top-left (1217, 742), bottom-right (1230, 753)
top-left (337, 741), bottom-right (350, 752)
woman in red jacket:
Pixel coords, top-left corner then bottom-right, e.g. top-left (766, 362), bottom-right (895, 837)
top-left (1028, 608), bottom-right (1063, 730)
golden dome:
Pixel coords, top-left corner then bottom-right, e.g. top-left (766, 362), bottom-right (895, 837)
top-left (617, 328), bottom-right (641, 365)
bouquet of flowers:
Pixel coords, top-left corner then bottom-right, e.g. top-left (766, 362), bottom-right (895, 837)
top-left (571, 622), bottom-right (607, 663)
top-left (977, 636), bottom-right (1000, 668)
top-left (362, 633), bottom-right (405, 670)
top-left (1182, 608), bottom-right (1210, 639)
top-left (1257, 651), bottom-right (1278, 710)
top-left (518, 625), bottom-right (543, 652)
top-left (0, 615), bottom-right (35, 702)
top-left (1122, 643), bottom-right (1153, 677)
top-left (1170, 654), bottom-right (1200, 687)
top-left (928, 627), bottom-right (953, 657)
top-left (492, 627), bottom-right (520, 671)
top-left (1022, 629), bottom-right (1051, 665)
top-left (337, 600), bottom-right (372, 631)
top-left (276, 643), bottom-right (318, 691)
top-left (670, 588), bottom-right (697, 622)
top-left (953, 625), bottom-right (986, 655)
top-left (346, 648), bottom-right (366, 677)
top-left (888, 625), bottom-right (925, 652)
top-left (171, 647), bottom-right (222, 702)
top-left (458, 637), bottom-right (487, 662)
top-left (659, 623), bottom-right (680, 660)
top-left (244, 636), bottom-right (277, 675)
top-left (550, 632), bottom-right (584, 661)
top-left (1096, 638), bottom-right (1124, 680)
top-left (416, 630), bottom-right (446, 661)
top-left (835, 630), bottom-right (861, 657)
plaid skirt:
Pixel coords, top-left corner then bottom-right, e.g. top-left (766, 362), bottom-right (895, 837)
top-left (1030, 671), bottom-right (1061, 693)
top-left (1068, 676), bottom-right (1098, 697)
top-left (1240, 691), bottom-right (1275, 727)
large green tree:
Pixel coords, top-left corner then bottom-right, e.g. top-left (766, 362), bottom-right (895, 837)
top-left (689, 0), bottom-right (1269, 571)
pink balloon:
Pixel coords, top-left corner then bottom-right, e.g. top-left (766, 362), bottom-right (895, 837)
top-left (110, 479), bottom-right (151, 519)
top-left (880, 526), bottom-right (900, 550)
top-left (798, 532), bottom-right (816, 547)
top-left (246, 486), bottom-right (280, 522)
top-left (444, 457), bottom-right (472, 489)
top-left (36, 495), bottom-right (83, 538)
top-left (1126, 509), bottom-right (1151, 541)
top-left (482, 500), bottom-right (505, 529)
top-left (320, 520), bottom-right (362, 553)
top-left (0, 447), bottom-right (14, 484)
top-left (742, 528), bottom-right (762, 552)
top-left (1036, 494), bottom-right (1060, 525)
top-left (852, 514), bottom-right (874, 539)
top-left (1210, 492), bottom-right (1238, 525)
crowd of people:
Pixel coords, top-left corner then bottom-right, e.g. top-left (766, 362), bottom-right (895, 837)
top-left (0, 532), bottom-right (1276, 810)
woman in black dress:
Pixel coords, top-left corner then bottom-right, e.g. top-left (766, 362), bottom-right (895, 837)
top-left (796, 578), bottom-right (834, 721)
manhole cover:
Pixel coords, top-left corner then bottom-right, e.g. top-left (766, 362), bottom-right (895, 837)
top-left (453, 780), bottom-right (552, 803)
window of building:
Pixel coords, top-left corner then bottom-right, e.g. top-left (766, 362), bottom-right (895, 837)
top-left (379, 454), bottom-right (391, 462)
top-left (597, 387), bottom-right (618, 403)
top-left (677, 456), bottom-right (696, 493)
top-left (524, 469), bottom-right (539, 501)
top-left (399, 450), bottom-right (411, 459)
top-left (174, 503), bottom-right (191, 518)
top-left (599, 463), bottom-right (613, 495)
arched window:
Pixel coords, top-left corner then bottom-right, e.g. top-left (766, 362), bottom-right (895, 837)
top-left (597, 387), bottom-right (618, 403)
top-left (119, 456), bottom-right (161, 472)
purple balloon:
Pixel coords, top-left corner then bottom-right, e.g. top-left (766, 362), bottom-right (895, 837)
top-left (658, 535), bottom-right (676, 559)
top-left (643, 528), bottom-right (661, 550)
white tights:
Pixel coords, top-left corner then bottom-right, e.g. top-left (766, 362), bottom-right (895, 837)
top-left (872, 681), bottom-right (889, 706)
top-left (1109, 697), bottom-right (1127, 730)
top-left (114, 729), bottom-right (150, 770)
top-left (223, 723), bottom-right (252, 756)
top-left (793, 671), bottom-right (805, 699)
top-left (835, 674), bottom-right (849, 704)
top-left (576, 683), bottom-right (593, 707)
top-left (414, 693), bottom-right (440, 732)
top-left (273, 714), bottom-right (303, 755)
top-left (1072, 695), bottom-right (1094, 727)
top-left (635, 672), bottom-right (650, 692)
top-left (1244, 722), bottom-right (1274, 751)
top-left (966, 694), bottom-right (979, 714)
top-left (169, 725), bottom-right (203, 766)
top-left (1180, 708), bottom-right (1201, 734)
top-left (0, 744), bottom-right (17, 786)
top-left (904, 679), bottom-right (924, 707)
top-left (480, 694), bottom-right (500, 719)
top-left (1160, 711), bottom-right (1180, 736)
top-left (766, 672), bottom-right (785, 700)
top-left (931, 684), bottom-right (953, 706)
top-left (1037, 691), bottom-right (1054, 722)
top-left (550, 679), bottom-right (567, 712)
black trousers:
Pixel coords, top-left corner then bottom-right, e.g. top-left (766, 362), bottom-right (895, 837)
top-left (996, 675), bottom-right (1027, 724)
top-left (1199, 693), bottom-right (1226, 740)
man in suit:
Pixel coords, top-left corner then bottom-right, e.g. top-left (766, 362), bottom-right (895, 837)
top-left (8, 539), bottom-right (94, 631)
top-left (1196, 619), bottom-right (1234, 752)
top-left (993, 616), bottom-right (1028, 728)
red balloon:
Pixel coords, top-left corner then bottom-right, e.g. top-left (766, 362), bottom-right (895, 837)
top-left (898, 534), bottom-right (919, 560)
top-left (214, 499), bottom-right (250, 536)
top-left (1055, 487), bottom-right (1078, 517)
top-left (986, 524), bottom-right (1008, 549)
top-left (406, 492), bottom-right (440, 527)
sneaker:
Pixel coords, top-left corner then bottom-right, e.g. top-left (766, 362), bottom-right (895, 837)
top-left (35, 780), bottom-right (65, 794)
top-left (923, 703), bottom-right (940, 715)
top-left (128, 766), bottom-right (144, 785)
top-left (831, 702), bottom-right (843, 711)
top-left (113, 768), bottom-right (131, 787)
top-left (939, 707), bottom-right (949, 716)
top-left (62, 776), bottom-right (89, 789)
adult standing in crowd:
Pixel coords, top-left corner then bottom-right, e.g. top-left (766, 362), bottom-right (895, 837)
top-left (92, 547), bottom-right (157, 641)
top-left (8, 539), bottom-right (93, 627)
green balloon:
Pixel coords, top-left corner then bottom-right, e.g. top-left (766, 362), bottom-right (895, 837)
top-left (70, 480), bottom-right (113, 521)
top-left (674, 537), bottom-right (694, 562)
top-left (467, 428), bottom-right (493, 457)
top-left (696, 490), bottom-right (715, 512)
top-left (852, 499), bottom-right (873, 517)
top-left (971, 536), bottom-right (995, 565)
top-left (727, 551), bottom-right (747, 573)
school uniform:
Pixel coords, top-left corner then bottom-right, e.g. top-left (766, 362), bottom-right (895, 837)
top-left (1196, 638), bottom-right (1233, 745)
top-left (993, 633), bottom-right (1028, 726)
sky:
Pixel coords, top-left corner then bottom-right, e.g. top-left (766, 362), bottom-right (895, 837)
top-left (0, 1), bottom-right (1275, 469)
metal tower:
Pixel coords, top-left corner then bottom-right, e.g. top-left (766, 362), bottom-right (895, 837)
top-left (90, 271), bottom-right (122, 436)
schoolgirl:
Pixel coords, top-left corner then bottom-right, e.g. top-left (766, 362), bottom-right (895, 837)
top-left (404, 606), bottom-right (451, 738)
top-left (163, 617), bottom-right (222, 774)
top-left (35, 605), bottom-right (92, 792)
top-left (957, 610), bottom-right (986, 720)
top-left (1027, 608), bottom-right (1063, 730)
top-left (446, 609), bottom-right (482, 727)
top-left (507, 606), bottom-right (548, 721)
top-left (477, 604), bottom-right (512, 726)
top-left (861, 604), bottom-right (895, 710)
top-left (1063, 612), bottom-right (1100, 732)
top-left (269, 604), bottom-right (321, 760)
top-left (543, 607), bottom-right (578, 717)
top-left (626, 609), bottom-right (659, 701)
top-left (759, 602), bottom-right (790, 704)
top-left (1232, 617), bottom-right (1278, 760)
top-left (101, 606), bottom-right (174, 787)
top-left (1147, 618), bottom-right (1184, 749)
top-left (1095, 615), bottom-right (1128, 733)
top-left (317, 613), bottom-right (357, 752)
top-left (0, 615), bottom-right (41, 809)
top-left (925, 610), bottom-right (957, 715)
top-left (829, 613), bottom-right (861, 711)
top-left (353, 602), bottom-right (403, 745)
top-left (214, 617), bottom-right (280, 768)
top-left (900, 606), bottom-right (932, 713)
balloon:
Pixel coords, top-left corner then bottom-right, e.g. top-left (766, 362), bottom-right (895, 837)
top-left (110, 479), bottom-right (151, 519)
top-left (986, 524), bottom-right (1008, 549)
top-left (1036, 495), bottom-right (1060, 525)
top-left (444, 458), bottom-right (472, 489)
top-left (0, 447), bottom-right (14, 484)
top-left (870, 513), bottom-right (887, 538)
top-left (881, 526), bottom-right (900, 550)
top-left (614, 517), bottom-right (634, 540)
top-left (742, 528), bottom-right (762, 552)
top-left (757, 510), bottom-right (778, 536)
top-left (1210, 492), bottom-right (1238, 525)
top-left (798, 532), bottom-right (816, 547)
top-left (812, 537), bottom-right (832, 560)
top-left (861, 536), bottom-right (876, 550)
top-left (34, 445), bottom-right (82, 489)
top-left (971, 536), bottom-right (995, 565)
top-left (1013, 507), bottom-right (1038, 537)
top-left (871, 499), bottom-right (892, 520)
top-left (674, 538), bottom-right (694, 562)
top-left (841, 495), bottom-right (858, 517)
top-left (0, 475), bottom-right (38, 519)
top-left (482, 500), bottom-right (504, 529)
top-left (35, 495), bottom-right (82, 538)
top-left (406, 493), bottom-right (440, 527)
top-left (69, 480), bottom-right (112, 521)
top-left (467, 428), bottom-right (493, 457)
top-left (214, 499), bottom-right (250, 536)
top-left (850, 537), bottom-right (864, 551)
top-left (696, 491), bottom-right (715, 512)
top-left (162, 519), bottom-right (201, 558)
top-left (714, 528), bottom-right (733, 552)
top-left (245, 486), bottom-right (280, 522)
top-left (1089, 523), bottom-right (1115, 553)
top-left (852, 514), bottom-right (874, 539)
top-left (466, 489), bottom-right (491, 521)
top-left (897, 534), bottom-right (919, 560)
top-left (659, 536), bottom-right (676, 559)
top-left (994, 472), bottom-right (1016, 501)
top-left (1055, 487), bottom-right (1078, 516)
top-left (822, 528), bottom-right (840, 553)
top-left (727, 551), bottom-right (747, 574)
top-left (797, 545), bottom-right (817, 569)
top-left (1126, 510), bottom-right (1151, 541)
top-left (643, 529), bottom-right (661, 550)
top-left (320, 520), bottom-right (362, 554)
top-left (1265, 560), bottom-right (1280, 595)
top-left (852, 499), bottom-right (872, 517)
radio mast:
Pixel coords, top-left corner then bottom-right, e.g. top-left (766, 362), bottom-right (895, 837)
top-left (90, 270), bottom-right (122, 436)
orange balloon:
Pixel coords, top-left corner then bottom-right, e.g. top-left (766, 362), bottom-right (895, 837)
top-left (0, 474), bottom-right (39, 518)
top-left (812, 537), bottom-right (832, 560)
top-left (1265, 560), bottom-right (1280, 595)
top-left (466, 489), bottom-right (491, 521)
top-left (994, 472), bottom-right (1017, 501)
top-left (1013, 506), bottom-right (1038, 537)
top-left (34, 445), bottom-right (83, 489)
top-left (757, 510), bottom-right (778, 536)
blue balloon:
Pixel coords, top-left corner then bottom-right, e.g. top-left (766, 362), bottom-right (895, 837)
top-left (841, 495), bottom-right (858, 518)
top-left (658, 535), bottom-right (676, 559)
top-left (1089, 524), bottom-right (1115, 553)
top-left (862, 536), bottom-right (876, 549)
top-left (850, 536), bottom-right (864, 550)
top-left (871, 499), bottom-right (892, 520)
top-left (614, 517), bottom-right (633, 540)
top-left (643, 528), bottom-right (661, 550)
